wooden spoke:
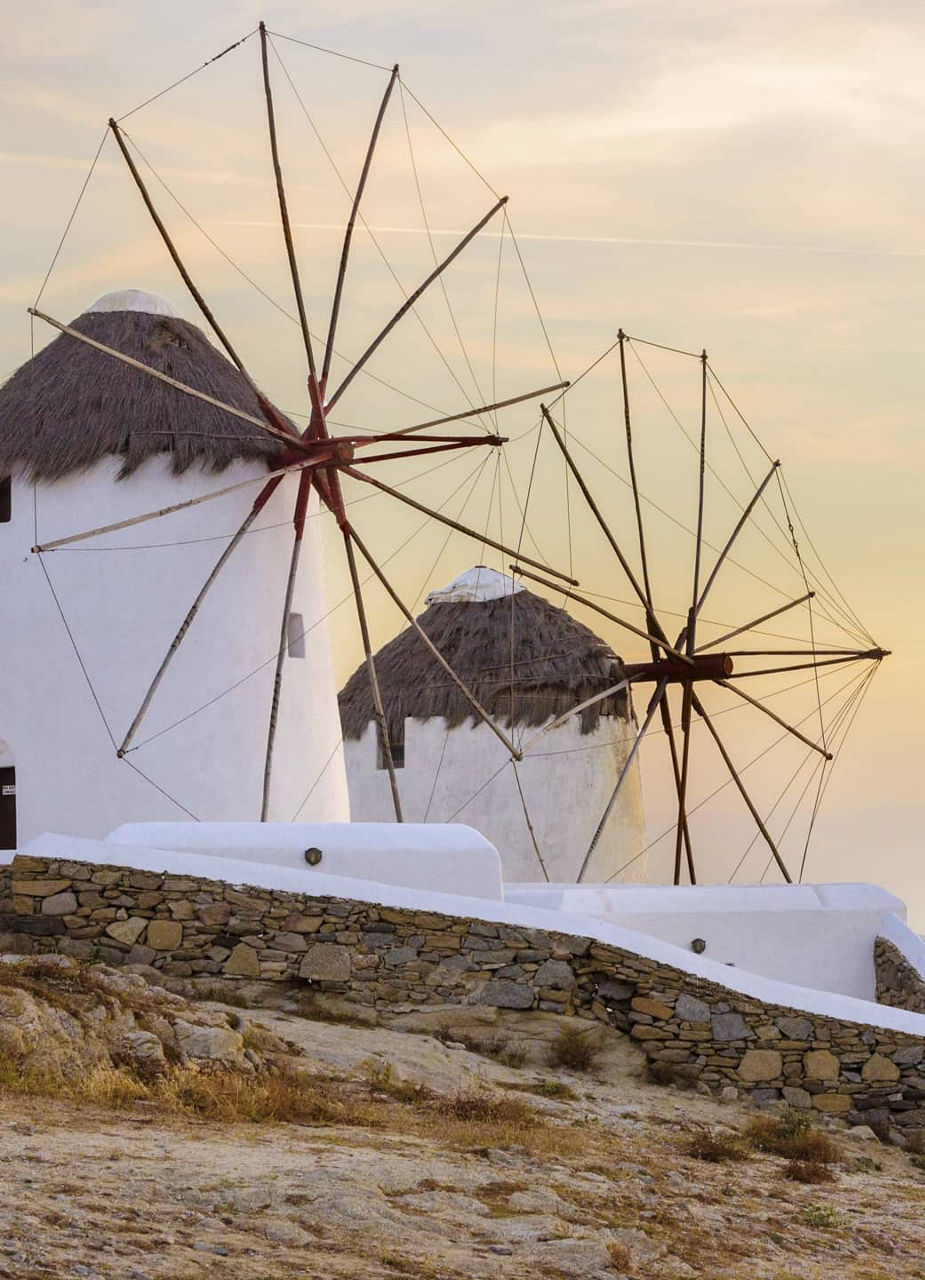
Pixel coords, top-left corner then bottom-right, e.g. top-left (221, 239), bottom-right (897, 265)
top-left (259, 22), bottom-right (318, 391)
top-left (352, 437), bottom-right (505, 467)
top-left (721, 648), bottom-right (876, 658)
top-left (326, 195), bottom-right (509, 410)
top-left (686, 350), bottom-right (708, 656)
top-left (108, 121), bottom-right (250, 378)
top-left (342, 466), bottom-right (578, 585)
top-left (659, 695), bottom-right (696, 884)
top-left (347, 524), bottom-right (523, 760)
top-left (691, 691), bottom-right (793, 883)
top-left (540, 405), bottom-right (662, 638)
top-left (577, 678), bottom-right (668, 882)
top-left (118, 474), bottom-right (286, 755)
top-left (261, 470), bottom-right (313, 819)
top-left (617, 330), bottom-right (658, 624)
top-left (386, 381), bottom-right (570, 438)
top-left (723, 652), bottom-right (886, 680)
top-left (694, 592), bottom-right (814, 652)
top-left (510, 565), bottom-right (695, 664)
top-left (28, 308), bottom-right (298, 449)
top-left (342, 529), bottom-right (404, 822)
top-left (518, 676), bottom-right (637, 756)
top-left (672, 685), bottom-right (695, 884)
top-left (714, 680), bottom-right (832, 759)
top-left (32, 458), bottom-right (315, 553)
top-left (322, 64), bottom-right (400, 387)
top-left (693, 460), bottom-right (780, 620)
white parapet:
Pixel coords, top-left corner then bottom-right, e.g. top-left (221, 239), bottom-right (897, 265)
top-left (106, 821), bottom-right (503, 901)
top-left (506, 880), bottom-right (911, 1001)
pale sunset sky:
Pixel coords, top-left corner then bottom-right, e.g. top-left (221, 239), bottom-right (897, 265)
top-left (2, 2), bottom-right (923, 922)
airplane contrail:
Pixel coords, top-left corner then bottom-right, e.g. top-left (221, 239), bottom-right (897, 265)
top-left (212, 221), bottom-right (925, 259)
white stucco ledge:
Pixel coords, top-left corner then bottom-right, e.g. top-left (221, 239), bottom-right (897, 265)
top-left (504, 881), bottom-right (913, 1002)
top-left (105, 821), bottom-right (503, 901)
top-left (18, 832), bottom-right (925, 1041)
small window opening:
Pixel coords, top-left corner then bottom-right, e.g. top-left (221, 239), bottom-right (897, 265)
top-left (0, 477), bottom-right (10, 524)
top-left (376, 719), bottom-right (405, 770)
top-left (287, 612), bottom-right (306, 658)
top-left (0, 766), bottom-right (16, 851)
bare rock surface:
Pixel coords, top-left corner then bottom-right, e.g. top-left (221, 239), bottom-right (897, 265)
top-left (0, 959), bottom-right (921, 1279)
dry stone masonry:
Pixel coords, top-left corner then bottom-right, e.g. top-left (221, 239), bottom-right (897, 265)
top-left (2, 855), bottom-right (924, 1137)
top-left (875, 937), bottom-right (925, 1015)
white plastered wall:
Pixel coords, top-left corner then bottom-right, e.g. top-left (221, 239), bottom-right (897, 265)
top-left (1, 457), bottom-right (348, 842)
top-left (344, 713), bottom-right (646, 884)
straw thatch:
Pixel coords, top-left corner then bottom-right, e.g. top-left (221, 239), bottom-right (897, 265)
top-left (0, 308), bottom-right (288, 480)
top-left (338, 587), bottom-right (632, 740)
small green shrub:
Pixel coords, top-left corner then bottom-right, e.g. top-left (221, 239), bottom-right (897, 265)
top-left (801, 1204), bottom-right (843, 1230)
top-left (910, 1154), bottom-right (925, 1173)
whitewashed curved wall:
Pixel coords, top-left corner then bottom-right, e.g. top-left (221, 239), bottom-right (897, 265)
top-left (344, 715), bottom-right (646, 884)
top-left (1, 457), bottom-right (348, 843)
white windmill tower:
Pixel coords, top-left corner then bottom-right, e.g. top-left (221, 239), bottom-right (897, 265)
top-left (0, 289), bottom-right (349, 846)
top-left (339, 566), bottom-right (647, 884)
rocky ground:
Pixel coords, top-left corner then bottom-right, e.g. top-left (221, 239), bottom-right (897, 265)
top-left (0, 957), bottom-right (921, 1280)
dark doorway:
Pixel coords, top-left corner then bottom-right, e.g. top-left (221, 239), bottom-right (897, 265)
top-left (0, 768), bottom-right (16, 850)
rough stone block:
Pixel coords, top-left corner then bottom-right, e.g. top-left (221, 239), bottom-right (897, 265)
top-left (224, 943), bottom-right (261, 977)
top-left (812, 1092), bottom-right (851, 1114)
top-left (804, 1049), bottom-right (840, 1081)
top-left (777, 1016), bottom-right (815, 1040)
top-left (41, 891), bottom-right (78, 916)
top-left (862, 1053), bottom-right (901, 1083)
top-left (11, 879), bottom-right (72, 898)
top-left (738, 1049), bottom-right (783, 1082)
top-left (105, 917), bottom-right (148, 946)
top-left (675, 993), bottom-right (711, 1023)
top-left (146, 919), bottom-right (183, 951)
top-left (196, 903), bottom-right (231, 927)
top-left (632, 996), bottom-right (674, 1020)
top-left (477, 980), bottom-right (534, 1010)
top-left (782, 1086), bottom-right (812, 1109)
top-left (533, 959), bottom-right (575, 991)
top-left (712, 1011), bottom-right (748, 1041)
top-left (300, 942), bottom-right (351, 983)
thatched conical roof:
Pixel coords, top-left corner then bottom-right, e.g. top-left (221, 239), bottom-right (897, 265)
top-left (0, 290), bottom-right (287, 481)
top-left (338, 568), bottom-right (631, 740)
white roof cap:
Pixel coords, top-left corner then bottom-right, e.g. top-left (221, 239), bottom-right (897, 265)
top-left (86, 289), bottom-right (182, 318)
top-left (426, 566), bottom-right (524, 605)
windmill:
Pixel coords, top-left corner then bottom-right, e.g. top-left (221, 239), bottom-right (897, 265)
top-left (21, 22), bottom-right (571, 832)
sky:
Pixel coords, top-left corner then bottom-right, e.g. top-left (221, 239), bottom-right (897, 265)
top-left (2, 1), bottom-right (923, 922)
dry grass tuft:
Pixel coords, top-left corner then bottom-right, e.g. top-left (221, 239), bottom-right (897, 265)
top-left (784, 1159), bottom-right (837, 1185)
top-left (547, 1027), bottom-right (600, 1072)
top-left (434, 1087), bottom-right (533, 1127)
top-left (685, 1129), bottom-right (749, 1163)
top-left (745, 1111), bottom-right (841, 1164)
top-left (517, 1079), bottom-right (579, 1102)
top-left (607, 1241), bottom-right (632, 1269)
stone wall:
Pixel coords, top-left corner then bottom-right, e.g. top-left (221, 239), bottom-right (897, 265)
top-left (875, 937), bottom-right (925, 1015)
top-left (2, 854), bottom-right (924, 1136)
